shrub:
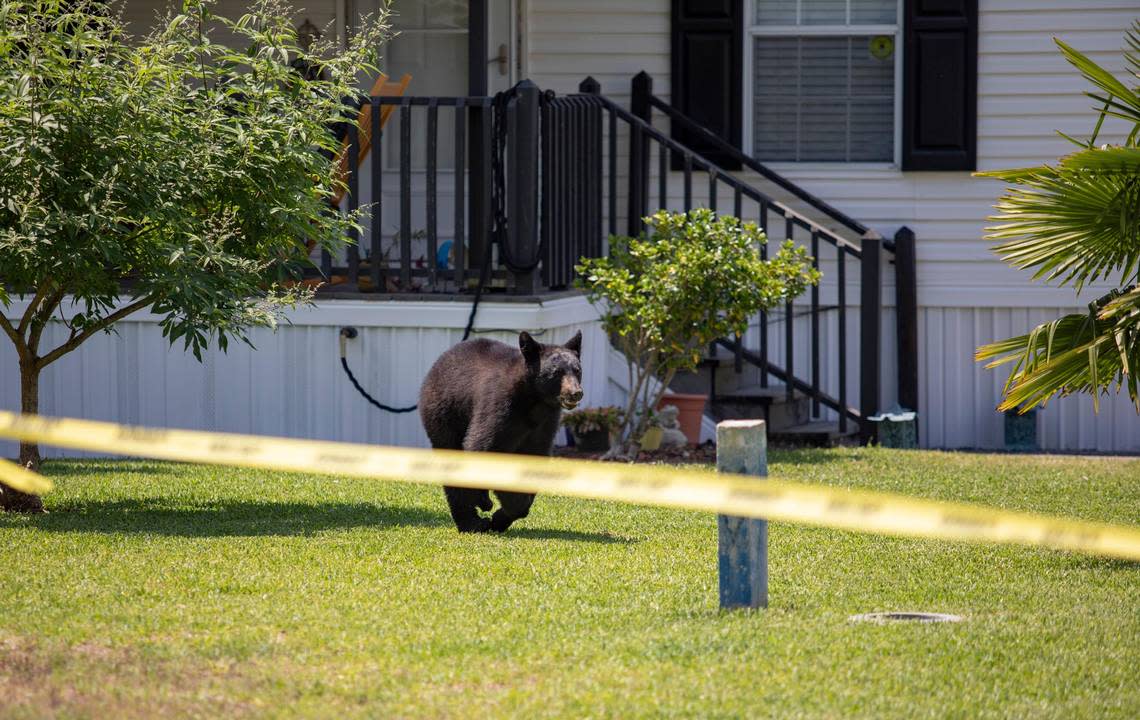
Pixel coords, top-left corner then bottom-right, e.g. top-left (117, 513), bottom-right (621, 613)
top-left (0, 0), bottom-right (387, 510)
top-left (576, 209), bottom-right (819, 456)
top-left (561, 406), bottom-right (624, 435)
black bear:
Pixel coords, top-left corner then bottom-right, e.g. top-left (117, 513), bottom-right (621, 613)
top-left (419, 330), bottom-right (583, 533)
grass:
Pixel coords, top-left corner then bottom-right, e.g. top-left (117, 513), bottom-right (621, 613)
top-left (0, 447), bottom-right (1137, 719)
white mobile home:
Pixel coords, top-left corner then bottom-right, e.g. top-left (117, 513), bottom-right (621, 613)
top-left (6, 0), bottom-right (1138, 452)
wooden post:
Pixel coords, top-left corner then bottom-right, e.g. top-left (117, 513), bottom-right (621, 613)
top-left (717, 419), bottom-right (768, 610)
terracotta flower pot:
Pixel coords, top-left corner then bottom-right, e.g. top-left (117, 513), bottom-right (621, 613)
top-left (657, 393), bottom-right (707, 445)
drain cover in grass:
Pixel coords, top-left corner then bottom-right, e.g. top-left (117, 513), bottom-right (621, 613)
top-left (849, 612), bottom-right (963, 623)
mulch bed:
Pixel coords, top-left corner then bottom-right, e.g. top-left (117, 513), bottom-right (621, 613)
top-left (554, 441), bottom-right (717, 465)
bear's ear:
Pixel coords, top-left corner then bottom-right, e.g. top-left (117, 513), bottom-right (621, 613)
top-left (519, 331), bottom-right (541, 362)
top-left (564, 330), bottom-right (582, 357)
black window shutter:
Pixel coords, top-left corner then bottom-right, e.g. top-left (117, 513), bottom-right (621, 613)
top-left (902, 0), bottom-right (978, 171)
top-left (671, 0), bottom-right (743, 170)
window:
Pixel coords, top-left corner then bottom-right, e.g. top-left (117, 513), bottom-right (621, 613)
top-left (746, 0), bottom-right (899, 163)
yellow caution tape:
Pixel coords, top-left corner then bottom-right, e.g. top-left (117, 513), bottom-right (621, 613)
top-left (0, 456), bottom-right (53, 495)
top-left (0, 411), bottom-right (1137, 561)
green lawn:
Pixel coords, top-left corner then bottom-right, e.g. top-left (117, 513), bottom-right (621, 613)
top-left (0, 448), bottom-right (1137, 719)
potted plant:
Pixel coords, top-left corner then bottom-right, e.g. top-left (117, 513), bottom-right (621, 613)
top-left (562, 406), bottom-right (623, 452)
top-left (577, 209), bottom-right (820, 458)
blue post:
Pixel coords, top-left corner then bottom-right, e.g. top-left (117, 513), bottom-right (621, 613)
top-left (717, 419), bottom-right (768, 609)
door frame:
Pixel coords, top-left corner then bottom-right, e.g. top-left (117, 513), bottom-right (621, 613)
top-left (469, 0), bottom-right (489, 95)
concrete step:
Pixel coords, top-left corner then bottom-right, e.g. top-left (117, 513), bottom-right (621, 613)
top-left (707, 384), bottom-right (811, 431)
top-left (770, 420), bottom-right (860, 447)
top-left (670, 358), bottom-right (768, 397)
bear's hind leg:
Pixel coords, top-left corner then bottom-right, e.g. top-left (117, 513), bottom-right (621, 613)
top-left (490, 491), bottom-right (536, 533)
top-left (443, 487), bottom-right (492, 533)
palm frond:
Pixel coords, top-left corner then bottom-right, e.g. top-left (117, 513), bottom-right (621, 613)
top-left (976, 287), bottom-right (1140, 413)
top-left (1125, 21), bottom-right (1140, 80)
top-left (980, 147), bottom-right (1140, 290)
top-left (1056, 37), bottom-right (1140, 124)
top-left (977, 27), bottom-right (1140, 416)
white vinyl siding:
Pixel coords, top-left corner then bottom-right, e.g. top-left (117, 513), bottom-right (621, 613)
top-left (525, 0), bottom-right (1139, 450)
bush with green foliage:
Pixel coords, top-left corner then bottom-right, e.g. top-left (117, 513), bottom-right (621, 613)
top-left (561, 406), bottom-right (624, 435)
top-left (975, 23), bottom-right (1140, 415)
top-left (0, 0), bottom-right (387, 510)
top-left (576, 209), bottom-right (819, 456)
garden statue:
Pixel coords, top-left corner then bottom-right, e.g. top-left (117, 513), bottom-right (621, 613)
top-left (657, 405), bottom-right (688, 448)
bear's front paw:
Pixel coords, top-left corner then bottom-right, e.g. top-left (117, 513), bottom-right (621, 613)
top-left (490, 510), bottom-right (517, 533)
top-left (475, 493), bottom-right (493, 512)
top-left (456, 516), bottom-right (492, 533)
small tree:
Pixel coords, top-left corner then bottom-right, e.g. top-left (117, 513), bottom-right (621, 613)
top-left (0, 0), bottom-right (387, 511)
top-left (975, 24), bottom-right (1140, 414)
top-left (577, 209), bottom-right (819, 457)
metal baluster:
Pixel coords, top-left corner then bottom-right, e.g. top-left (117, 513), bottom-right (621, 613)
top-left (708, 171), bottom-right (717, 212)
top-left (608, 108), bottom-right (617, 237)
top-left (453, 101), bottom-right (466, 288)
top-left (810, 230), bottom-right (820, 417)
top-left (426, 99), bottom-right (439, 288)
top-left (346, 123), bottom-right (360, 285)
top-left (837, 240), bottom-right (848, 433)
top-left (370, 97), bottom-right (383, 292)
top-left (784, 217), bottom-right (794, 402)
top-left (399, 101), bottom-right (412, 289)
top-left (759, 199), bottom-right (769, 389)
top-left (658, 142), bottom-right (667, 212)
top-left (683, 154), bottom-right (692, 212)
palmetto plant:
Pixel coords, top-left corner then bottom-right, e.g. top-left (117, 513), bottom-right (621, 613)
top-left (975, 23), bottom-right (1140, 414)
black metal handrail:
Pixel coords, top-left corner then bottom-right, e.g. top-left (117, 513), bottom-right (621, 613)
top-left (634, 72), bottom-right (896, 254)
top-left (571, 87), bottom-right (870, 433)
top-left (576, 92), bottom-right (864, 258)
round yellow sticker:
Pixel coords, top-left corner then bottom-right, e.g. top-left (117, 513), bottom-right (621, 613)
top-left (870, 35), bottom-right (894, 60)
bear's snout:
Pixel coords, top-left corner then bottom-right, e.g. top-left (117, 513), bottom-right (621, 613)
top-left (560, 376), bottom-right (583, 410)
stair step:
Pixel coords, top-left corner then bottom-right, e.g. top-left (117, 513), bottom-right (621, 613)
top-left (770, 420), bottom-right (859, 446)
top-left (697, 356), bottom-right (737, 368)
top-left (713, 385), bottom-right (797, 405)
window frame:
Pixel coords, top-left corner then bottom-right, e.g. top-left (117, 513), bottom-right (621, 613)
top-left (742, 0), bottom-right (904, 169)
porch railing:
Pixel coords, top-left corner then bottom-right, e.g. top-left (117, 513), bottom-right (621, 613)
top-left (317, 84), bottom-right (608, 295)
top-left (321, 77), bottom-right (917, 439)
top-left (623, 72), bottom-right (919, 438)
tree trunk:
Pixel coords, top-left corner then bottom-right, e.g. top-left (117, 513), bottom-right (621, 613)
top-left (1, 359), bottom-right (45, 513)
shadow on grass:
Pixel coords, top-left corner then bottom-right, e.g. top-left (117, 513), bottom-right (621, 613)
top-left (17, 499), bottom-right (636, 544)
top-left (25, 499), bottom-right (449, 537)
top-left (507, 526), bottom-right (635, 544)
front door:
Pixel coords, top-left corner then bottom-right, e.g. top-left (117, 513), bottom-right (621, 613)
top-left (382, 0), bottom-right (517, 97)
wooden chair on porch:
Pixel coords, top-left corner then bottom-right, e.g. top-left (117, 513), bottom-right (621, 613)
top-left (300, 72), bottom-right (412, 290)
top-left (331, 72), bottom-right (412, 207)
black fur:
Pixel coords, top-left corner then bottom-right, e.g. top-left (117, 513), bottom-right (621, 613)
top-left (419, 331), bottom-right (583, 532)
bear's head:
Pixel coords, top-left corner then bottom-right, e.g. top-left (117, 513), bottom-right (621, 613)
top-left (519, 330), bottom-right (583, 410)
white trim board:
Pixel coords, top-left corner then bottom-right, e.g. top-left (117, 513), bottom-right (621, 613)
top-left (2, 294), bottom-right (604, 332)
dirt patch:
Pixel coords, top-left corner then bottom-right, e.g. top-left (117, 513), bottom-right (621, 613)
top-left (0, 634), bottom-right (256, 719)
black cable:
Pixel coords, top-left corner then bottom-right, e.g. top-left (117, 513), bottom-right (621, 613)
top-left (339, 356), bottom-right (418, 414)
top-left (338, 86), bottom-right (535, 414)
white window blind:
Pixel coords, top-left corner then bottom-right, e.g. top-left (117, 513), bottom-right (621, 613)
top-left (748, 0), bottom-right (898, 163)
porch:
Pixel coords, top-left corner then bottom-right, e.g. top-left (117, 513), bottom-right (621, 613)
top-left (318, 74), bottom-right (916, 444)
